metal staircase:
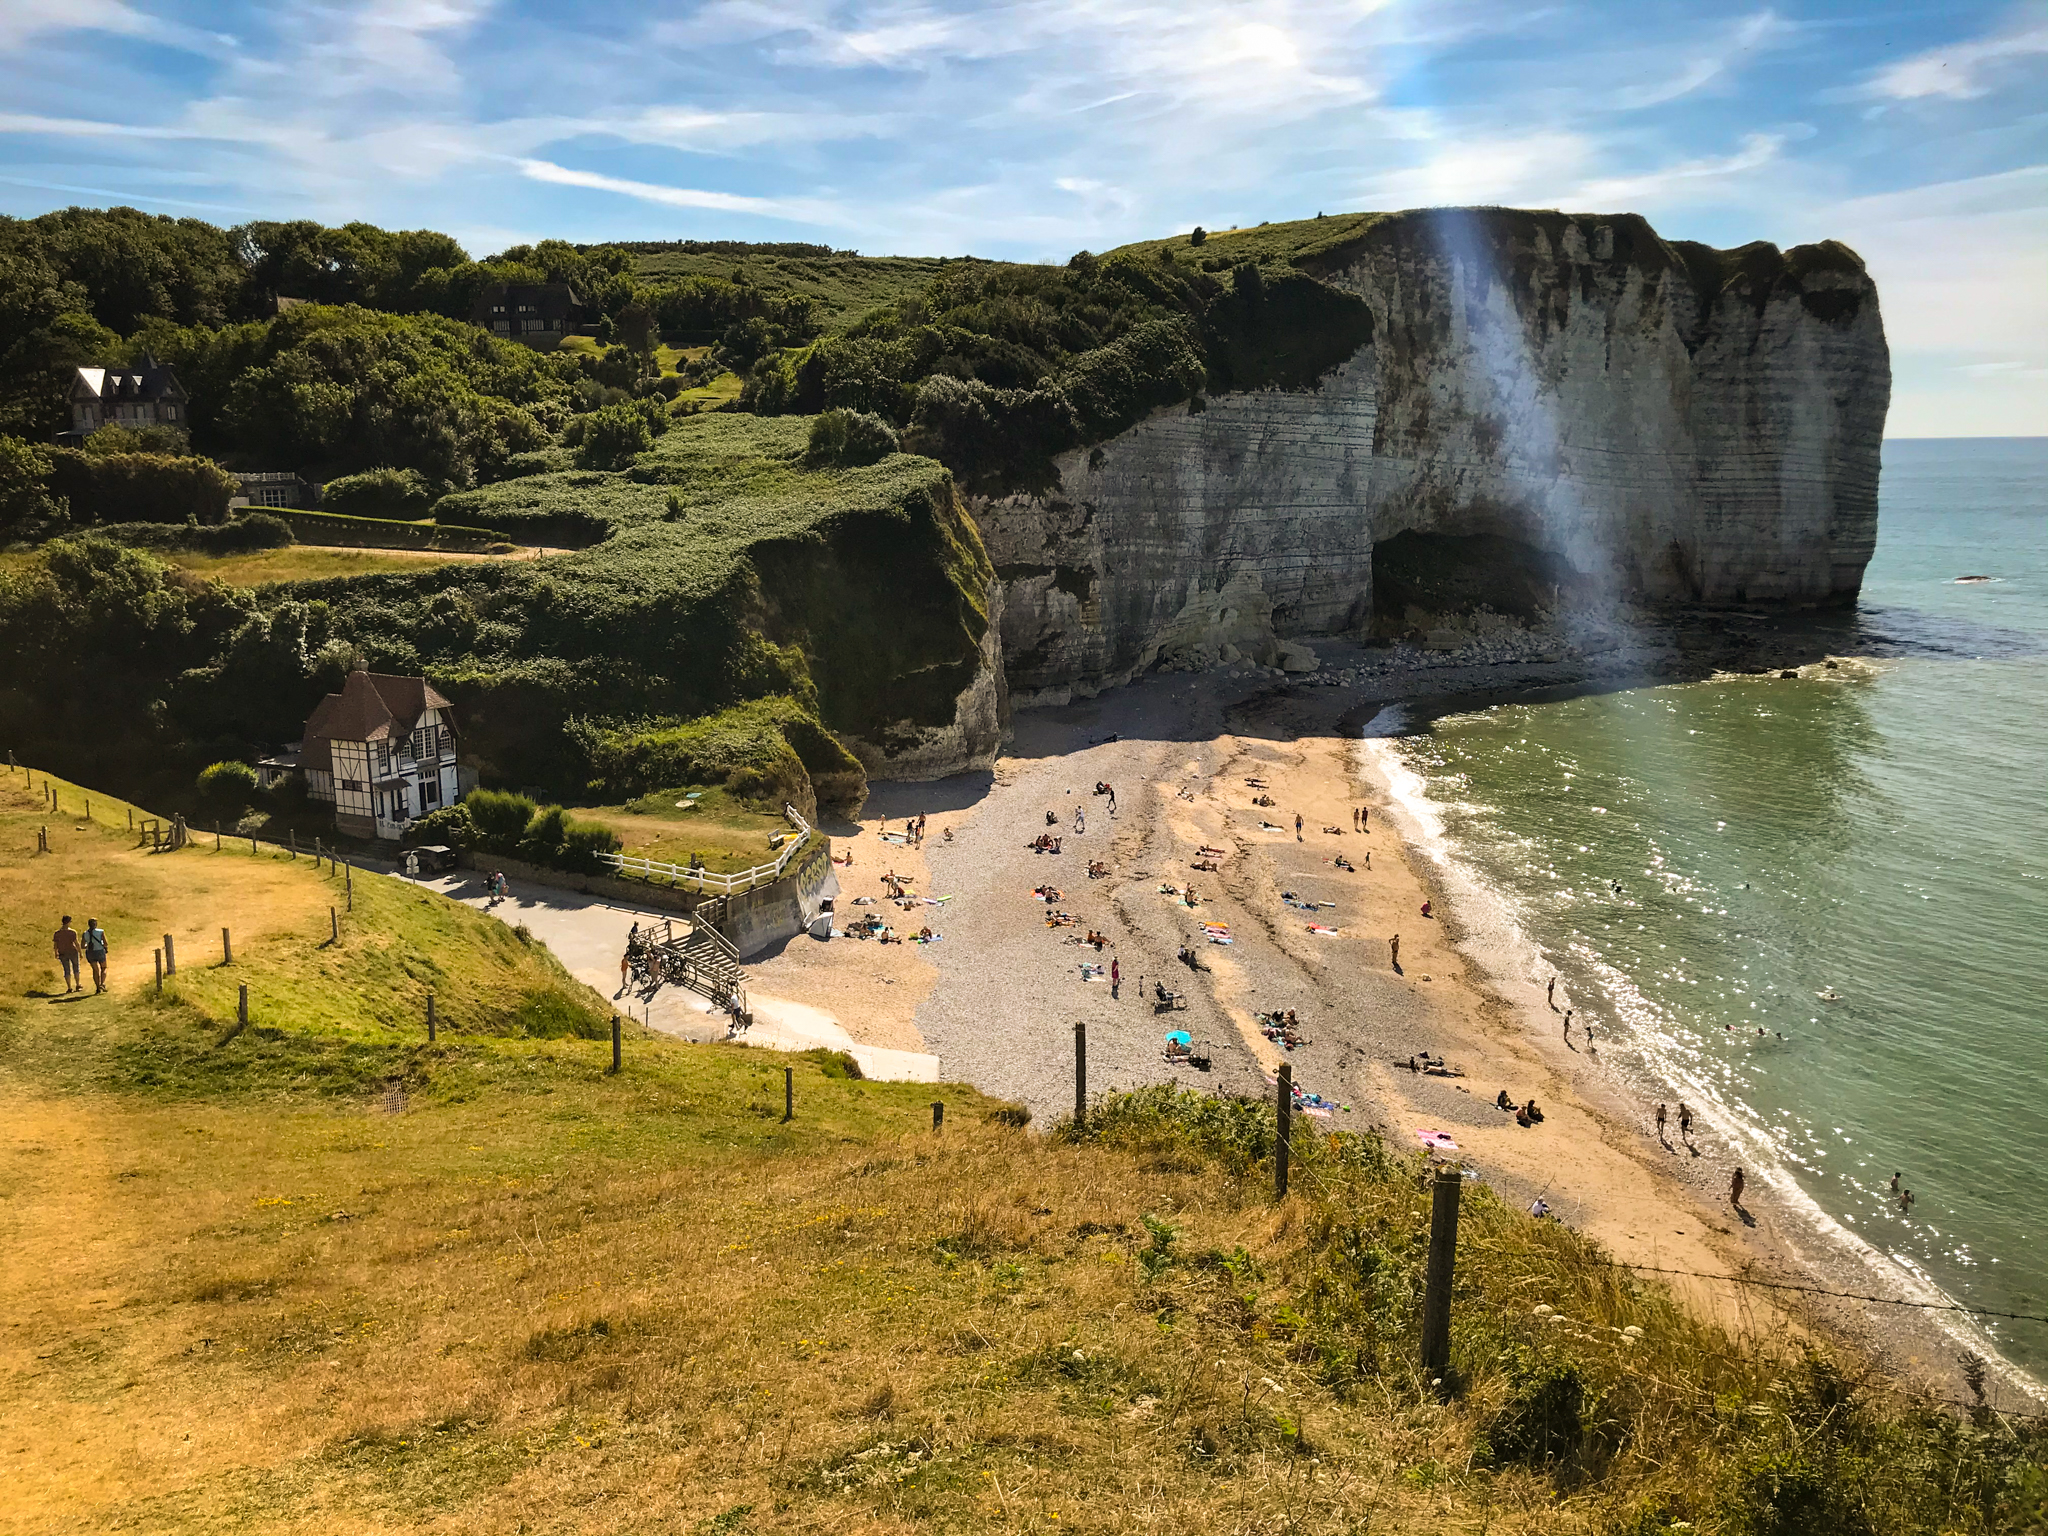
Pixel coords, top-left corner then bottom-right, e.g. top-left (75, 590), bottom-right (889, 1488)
top-left (623, 907), bottom-right (750, 1032)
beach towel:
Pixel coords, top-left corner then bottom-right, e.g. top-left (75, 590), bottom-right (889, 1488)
top-left (911, 933), bottom-right (943, 944)
top-left (1415, 1128), bottom-right (1459, 1151)
top-left (1307, 924), bottom-right (1341, 936)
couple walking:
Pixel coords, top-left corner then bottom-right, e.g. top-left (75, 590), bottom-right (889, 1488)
top-left (53, 915), bottom-right (109, 994)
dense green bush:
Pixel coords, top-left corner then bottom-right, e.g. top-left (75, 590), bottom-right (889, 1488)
top-left (804, 407), bottom-right (898, 468)
top-left (320, 466), bottom-right (434, 516)
top-left (96, 512), bottom-right (296, 555)
top-left (44, 445), bottom-right (237, 525)
top-left (195, 759), bottom-right (258, 816)
top-left (574, 401), bottom-right (656, 469)
top-left (408, 790), bottom-right (620, 875)
top-left (0, 434), bottom-right (65, 531)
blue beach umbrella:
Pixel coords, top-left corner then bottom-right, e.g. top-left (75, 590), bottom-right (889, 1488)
top-left (1166, 1030), bottom-right (1192, 1046)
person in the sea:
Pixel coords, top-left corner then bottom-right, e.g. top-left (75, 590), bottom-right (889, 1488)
top-left (1890, 1172), bottom-right (1900, 1196)
top-left (1900, 1188), bottom-right (1915, 1215)
top-left (1730, 1167), bottom-right (1746, 1209)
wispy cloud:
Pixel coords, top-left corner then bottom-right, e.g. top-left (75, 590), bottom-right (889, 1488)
top-left (514, 158), bottom-right (848, 225)
top-left (1861, 14), bottom-right (2048, 102)
top-left (1613, 11), bottom-right (1791, 109)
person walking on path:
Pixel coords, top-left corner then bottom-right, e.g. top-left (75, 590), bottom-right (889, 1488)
top-left (1295, 812), bottom-right (1304, 841)
top-left (1679, 1103), bottom-right (1694, 1143)
top-left (1389, 933), bottom-right (1400, 970)
top-left (82, 919), bottom-right (109, 994)
top-left (1563, 1009), bottom-right (1574, 1046)
top-left (1110, 957), bottom-right (1120, 1000)
top-left (1730, 1167), bottom-right (1746, 1210)
top-left (52, 916), bottom-right (81, 993)
top-left (1656, 1102), bottom-right (1668, 1142)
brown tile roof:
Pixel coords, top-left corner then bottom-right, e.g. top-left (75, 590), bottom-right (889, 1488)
top-left (299, 670), bottom-right (455, 755)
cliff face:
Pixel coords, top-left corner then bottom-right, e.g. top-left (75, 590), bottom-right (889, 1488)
top-left (979, 209), bottom-right (1889, 703)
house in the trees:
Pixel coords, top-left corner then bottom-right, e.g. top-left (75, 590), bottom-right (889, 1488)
top-left (470, 282), bottom-right (584, 350)
top-left (67, 352), bottom-right (189, 438)
top-left (299, 670), bottom-right (461, 839)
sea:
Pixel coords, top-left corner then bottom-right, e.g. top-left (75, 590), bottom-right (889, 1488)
top-left (1377, 438), bottom-right (2048, 1383)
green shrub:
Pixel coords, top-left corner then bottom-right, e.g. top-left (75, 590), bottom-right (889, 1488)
top-left (1485, 1349), bottom-right (1588, 1469)
top-left (320, 466), bottom-right (434, 517)
top-left (81, 423), bottom-right (191, 457)
top-left (45, 445), bottom-right (237, 525)
top-left (804, 407), bottom-right (897, 468)
top-left (196, 760), bottom-right (258, 816)
top-left (465, 788), bottom-right (538, 844)
top-left (406, 802), bottom-right (477, 847)
top-left (575, 402), bottom-right (654, 469)
top-left (0, 435), bottom-right (65, 531)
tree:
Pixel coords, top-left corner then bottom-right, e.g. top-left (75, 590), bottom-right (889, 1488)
top-left (1190, 226), bottom-right (1207, 246)
top-left (196, 759), bottom-right (258, 816)
top-left (0, 434), bottom-right (65, 532)
top-left (575, 402), bottom-right (653, 469)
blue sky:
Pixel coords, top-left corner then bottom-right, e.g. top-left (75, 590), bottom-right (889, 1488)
top-left (1, 0), bottom-right (2042, 435)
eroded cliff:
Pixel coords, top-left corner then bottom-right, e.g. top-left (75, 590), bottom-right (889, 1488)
top-left (978, 209), bottom-right (1888, 704)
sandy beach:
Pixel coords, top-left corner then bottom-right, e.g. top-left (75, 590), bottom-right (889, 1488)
top-left (731, 626), bottom-right (2017, 1400)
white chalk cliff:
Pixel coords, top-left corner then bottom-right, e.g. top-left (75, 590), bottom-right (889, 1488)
top-left (975, 209), bottom-right (1889, 704)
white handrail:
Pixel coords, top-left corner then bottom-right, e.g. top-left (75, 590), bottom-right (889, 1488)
top-left (595, 804), bottom-right (815, 894)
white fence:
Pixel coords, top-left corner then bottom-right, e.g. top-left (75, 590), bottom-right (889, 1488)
top-left (596, 804), bottom-right (815, 895)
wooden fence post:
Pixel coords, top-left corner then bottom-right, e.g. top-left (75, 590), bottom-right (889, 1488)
top-left (237, 984), bottom-right (248, 1029)
top-left (1276, 1063), bottom-right (1293, 1201)
top-left (289, 829), bottom-right (297, 859)
top-left (222, 927), bottom-right (232, 965)
top-left (1421, 1167), bottom-right (1463, 1384)
top-left (216, 822), bottom-right (221, 850)
top-left (128, 807), bottom-right (134, 831)
top-left (346, 861), bottom-right (353, 911)
top-left (154, 949), bottom-right (162, 995)
top-left (331, 907), bottom-right (339, 943)
top-left (426, 993), bottom-right (436, 1042)
top-left (612, 1015), bottom-right (623, 1076)
top-left (163, 933), bottom-right (176, 976)
top-left (782, 1065), bottom-right (793, 1121)
top-left (1073, 1020), bottom-right (1087, 1128)
top-left (931, 1101), bottom-right (944, 1132)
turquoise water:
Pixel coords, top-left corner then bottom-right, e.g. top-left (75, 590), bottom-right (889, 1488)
top-left (1393, 438), bottom-right (2048, 1375)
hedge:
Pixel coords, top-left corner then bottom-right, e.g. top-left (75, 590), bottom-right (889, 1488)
top-left (45, 447), bottom-right (238, 526)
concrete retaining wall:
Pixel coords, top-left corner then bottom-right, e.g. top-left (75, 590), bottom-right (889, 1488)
top-left (461, 835), bottom-right (836, 959)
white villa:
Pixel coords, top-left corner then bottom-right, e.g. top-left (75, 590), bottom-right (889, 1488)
top-left (300, 670), bottom-right (460, 839)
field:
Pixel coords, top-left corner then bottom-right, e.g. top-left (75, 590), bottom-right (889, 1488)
top-left (1, 767), bottom-right (2039, 1535)
top-left (632, 250), bottom-right (1005, 330)
top-left (574, 785), bottom-right (808, 875)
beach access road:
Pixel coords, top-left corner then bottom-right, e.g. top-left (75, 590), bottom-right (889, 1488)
top-left (417, 870), bottom-right (939, 1082)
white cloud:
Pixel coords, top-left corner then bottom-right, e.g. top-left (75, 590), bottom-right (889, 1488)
top-left (1570, 132), bottom-right (1786, 208)
top-left (1613, 10), bottom-right (1791, 110)
top-left (1861, 16), bottom-right (2048, 101)
top-left (513, 158), bottom-right (848, 225)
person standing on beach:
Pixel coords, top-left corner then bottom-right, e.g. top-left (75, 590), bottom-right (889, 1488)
top-left (1679, 1103), bottom-right (1693, 1142)
top-left (1295, 812), bottom-right (1304, 841)
top-left (1563, 1009), bottom-right (1573, 1045)
top-left (1110, 957), bottom-right (1120, 999)
top-left (82, 919), bottom-right (109, 993)
top-left (1389, 933), bottom-right (1400, 969)
top-left (52, 916), bottom-right (81, 993)
top-left (1656, 1102), bottom-right (1668, 1141)
top-left (1730, 1167), bottom-right (1746, 1209)
top-left (1547, 976), bottom-right (1557, 1010)
top-left (1585, 1023), bottom-right (1595, 1055)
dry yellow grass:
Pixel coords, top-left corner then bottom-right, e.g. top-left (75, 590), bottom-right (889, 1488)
top-left (0, 767), bottom-right (2039, 1536)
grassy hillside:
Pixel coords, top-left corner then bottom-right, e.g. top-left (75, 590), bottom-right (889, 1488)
top-left (633, 249), bottom-right (1006, 332)
top-left (2, 767), bottom-right (2042, 1535)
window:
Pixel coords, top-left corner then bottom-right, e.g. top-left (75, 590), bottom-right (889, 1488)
top-left (423, 777), bottom-right (441, 806)
top-left (378, 743), bottom-right (392, 775)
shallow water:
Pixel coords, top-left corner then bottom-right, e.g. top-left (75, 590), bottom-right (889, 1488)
top-left (1391, 438), bottom-right (2048, 1376)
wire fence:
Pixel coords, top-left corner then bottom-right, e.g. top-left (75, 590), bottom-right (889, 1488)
top-left (597, 804), bottom-right (815, 894)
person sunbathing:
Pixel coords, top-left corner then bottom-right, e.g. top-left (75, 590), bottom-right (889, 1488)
top-left (1192, 858), bottom-right (1219, 872)
top-left (1047, 811), bottom-right (1060, 826)
top-left (1334, 856), bottom-right (1355, 871)
top-left (1088, 861), bottom-right (1108, 878)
